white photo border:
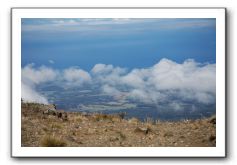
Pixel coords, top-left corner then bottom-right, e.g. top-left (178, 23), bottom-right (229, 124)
top-left (11, 8), bottom-right (226, 158)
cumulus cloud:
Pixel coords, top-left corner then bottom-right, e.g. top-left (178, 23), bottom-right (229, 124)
top-left (91, 64), bottom-right (126, 76)
top-left (91, 64), bottom-right (114, 75)
top-left (22, 64), bottom-right (57, 84)
top-left (63, 67), bottom-right (91, 86)
top-left (150, 59), bottom-right (216, 92)
top-left (22, 58), bottom-right (216, 109)
top-left (92, 58), bottom-right (216, 105)
top-left (21, 64), bottom-right (58, 104)
top-left (21, 82), bottom-right (49, 104)
top-left (102, 84), bottom-right (122, 96)
top-left (91, 64), bottom-right (127, 87)
top-left (21, 65), bottom-right (91, 103)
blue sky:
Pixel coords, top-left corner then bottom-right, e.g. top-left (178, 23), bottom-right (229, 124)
top-left (21, 18), bottom-right (216, 71)
top-left (21, 18), bottom-right (216, 118)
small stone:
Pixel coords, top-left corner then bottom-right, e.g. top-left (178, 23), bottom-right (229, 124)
top-left (134, 127), bottom-right (151, 135)
top-left (103, 128), bottom-right (108, 132)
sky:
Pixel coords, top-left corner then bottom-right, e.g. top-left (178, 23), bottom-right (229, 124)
top-left (21, 18), bottom-right (216, 115)
top-left (21, 18), bottom-right (216, 71)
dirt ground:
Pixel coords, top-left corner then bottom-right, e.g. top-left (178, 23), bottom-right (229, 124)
top-left (21, 103), bottom-right (216, 147)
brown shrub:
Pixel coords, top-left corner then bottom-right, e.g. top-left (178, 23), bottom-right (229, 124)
top-left (209, 135), bottom-right (216, 142)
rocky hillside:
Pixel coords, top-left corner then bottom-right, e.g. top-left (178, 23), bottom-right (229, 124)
top-left (21, 102), bottom-right (216, 147)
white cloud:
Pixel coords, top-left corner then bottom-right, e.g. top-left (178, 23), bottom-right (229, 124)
top-left (22, 64), bottom-right (57, 84)
top-left (91, 64), bottom-right (114, 75)
top-left (63, 67), bottom-right (91, 85)
top-left (91, 64), bottom-right (127, 87)
top-left (21, 64), bottom-right (58, 104)
top-left (62, 67), bottom-right (91, 87)
top-left (102, 84), bottom-right (122, 96)
top-left (127, 89), bottom-right (149, 102)
top-left (21, 82), bottom-right (48, 104)
top-left (149, 58), bottom-right (216, 93)
top-left (22, 19), bottom-right (215, 35)
top-left (92, 58), bottom-right (216, 105)
top-left (21, 65), bottom-right (92, 103)
top-left (121, 68), bottom-right (148, 89)
top-left (22, 58), bottom-right (216, 108)
top-left (168, 102), bottom-right (183, 111)
top-left (49, 60), bottom-right (55, 64)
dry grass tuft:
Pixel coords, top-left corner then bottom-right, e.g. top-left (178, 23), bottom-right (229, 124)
top-left (117, 131), bottom-right (126, 140)
top-left (92, 113), bottom-right (122, 122)
top-left (50, 123), bottom-right (63, 130)
top-left (145, 117), bottom-right (155, 125)
top-left (93, 113), bottom-right (111, 122)
top-left (163, 131), bottom-right (174, 137)
top-left (40, 135), bottom-right (67, 147)
top-left (128, 117), bottom-right (139, 125)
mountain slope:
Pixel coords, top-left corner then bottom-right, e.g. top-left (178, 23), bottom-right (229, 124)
top-left (21, 102), bottom-right (216, 147)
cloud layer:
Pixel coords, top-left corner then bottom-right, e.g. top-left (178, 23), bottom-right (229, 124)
top-left (95, 58), bottom-right (216, 105)
top-left (21, 64), bottom-right (58, 104)
top-left (21, 58), bottom-right (216, 108)
top-left (22, 18), bottom-right (216, 39)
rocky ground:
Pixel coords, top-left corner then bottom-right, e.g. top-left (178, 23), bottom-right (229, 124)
top-left (21, 102), bottom-right (216, 147)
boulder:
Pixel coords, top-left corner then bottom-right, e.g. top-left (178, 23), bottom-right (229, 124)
top-left (209, 116), bottom-right (216, 125)
top-left (43, 109), bottom-right (56, 116)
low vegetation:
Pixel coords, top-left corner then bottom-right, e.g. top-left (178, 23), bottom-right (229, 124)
top-left (40, 135), bottom-right (67, 147)
top-left (21, 102), bottom-right (216, 147)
